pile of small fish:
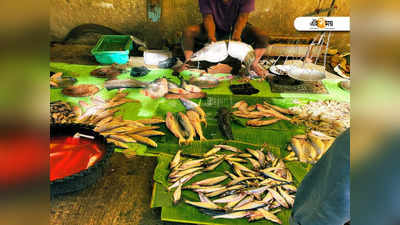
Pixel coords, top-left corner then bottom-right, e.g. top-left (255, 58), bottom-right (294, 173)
top-left (289, 100), bottom-right (350, 137)
top-left (73, 91), bottom-right (165, 148)
top-left (104, 77), bottom-right (206, 99)
top-left (166, 98), bottom-right (207, 145)
top-left (232, 101), bottom-right (292, 127)
top-left (167, 145), bottom-right (296, 224)
top-left (50, 101), bottom-right (80, 124)
top-left (285, 131), bottom-right (335, 164)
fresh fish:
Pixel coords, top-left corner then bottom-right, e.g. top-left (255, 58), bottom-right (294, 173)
top-left (304, 141), bottom-right (318, 161)
top-left (186, 111), bottom-right (207, 141)
top-left (168, 81), bottom-right (190, 94)
top-left (256, 208), bottom-right (282, 224)
top-left (62, 84), bottom-right (100, 97)
top-left (261, 169), bottom-right (290, 183)
top-left (91, 108), bottom-right (120, 124)
top-left (232, 111), bottom-right (265, 119)
top-left (181, 78), bottom-right (202, 93)
top-left (204, 158), bottom-right (224, 171)
top-left (179, 98), bottom-right (207, 126)
top-left (235, 195), bottom-right (254, 209)
top-left (169, 167), bottom-right (203, 179)
top-left (212, 211), bottom-right (250, 219)
top-left (104, 79), bottom-right (147, 90)
top-left (192, 175), bottom-right (228, 186)
top-left (204, 147), bottom-right (221, 157)
top-left (291, 138), bottom-right (307, 163)
top-left (247, 118), bottom-right (281, 127)
top-left (228, 41), bottom-right (255, 74)
top-left (267, 188), bottom-right (289, 208)
top-left (194, 186), bottom-right (226, 193)
top-left (248, 158), bottom-right (261, 170)
top-left (50, 72), bottom-right (77, 88)
top-left (232, 200), bottom-right (266, 211)
top-left (166, 112), bottom-right (186, 145)
top-left (164, 92), bottom-right (207, 99)
top-left (190, 41), bottom-right (229, 63)
top-left (168, 171), bottom-right (201, 191)
top-left (141, 78), bottom-right (169, 99)
top-left (214, 145), bottom-right (242, 153)
top-left (184, 200), bottom-right (223, 210)
top-left (185, 184), bottom-right (224, 190)
top-left (177, 112), bottom-right (196, 144)
top-left (308, 135), bottom-right (325, 156)
top-left (227, 177), bottom-right (258, 186)
top-left (173, 184), bottom-right (182, 204)
top-left (225, 171), bottom-right (238, 180)
top-left (189, 75), bottom-right (219, 89)
top-left (128, 134), bottom-right (157, 147)
top-left (262, 192), bottom-right (274, 203)
top-left (94, 116), bottom-right (113, 128)
top-left (135, 118), bottom-right (165, 125)
top-left (263, 102), bottom-right (291, 115)
top-left (109, 134), bottom-right (137, 143)
top-left (213, 193), bottom-right (247, 204)
top-left (135, 130), bottom-right (165, 137)
top-left (205, 188), bottom-right (229, 198)
top-left (238, 153), bottom-right (253, 158)
top-left (278, 186), bottom-right (294, 207)
top-left (282, 184), bottom-right (297, 193)
top-left (244, 185), bottom-right (270, 195)
top-left (216, 107), bottom-right (234, 140)
top-left (198, 192), bottom-right (214, 204)
top-left (224, 194), bottom-right (248, 209)
top-left (256, 104), bottom-right (292, 121)
top-left (107, 138), bottom-right (129, 149)
top-left (224, 156), bottom-right (247, 163)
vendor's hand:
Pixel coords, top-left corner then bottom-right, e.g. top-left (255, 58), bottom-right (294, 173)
top-left (208, 36), bottom-right (217, 43)
top-left (232, 33), bottom-right (242, 41)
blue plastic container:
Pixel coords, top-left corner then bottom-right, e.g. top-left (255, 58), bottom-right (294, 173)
top-left (91, 35), bottom-right (132, 65)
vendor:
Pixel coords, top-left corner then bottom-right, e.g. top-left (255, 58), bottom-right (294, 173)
top-left (182, 0), bottom-right (269, 76)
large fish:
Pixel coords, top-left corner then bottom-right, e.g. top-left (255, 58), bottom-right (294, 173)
top-left (216, 107), bottom-right (234, 140)
top-left (179, 98), bottom-right (207, 126)
top-left (142, 78), bottom-right (169, 99)
top-left (177, 112), bottom-right (196, 144)
top-left (186, 110), bottom-right (207, 141)
top-left (166, 112), bottom-right (186, 145)
top-left (190, 41), bottom-right (255, 75)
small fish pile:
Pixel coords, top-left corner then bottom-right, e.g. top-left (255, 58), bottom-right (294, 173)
top-left (232, 101), bottom-right (292, 127)
top-left (285, 131), bottom-right (335, 164)
top-left (289, 100), bottom-right (350, 137)
top-left (50, 101), bottom-right (80, 124)
top-left (165, 98), bottom-right (207, 145)
top-left (74, 91), bottom-right (165, 148)
top-left (168, 145), bottom-right (296, 224)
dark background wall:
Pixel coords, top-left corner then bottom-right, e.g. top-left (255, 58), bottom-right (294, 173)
top-left (50, 0), bottom-right (350, 51)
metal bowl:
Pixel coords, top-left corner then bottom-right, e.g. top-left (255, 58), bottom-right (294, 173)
top-left (50, 123), bottom-right (114, 196)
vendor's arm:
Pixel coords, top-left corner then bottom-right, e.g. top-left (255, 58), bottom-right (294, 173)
top-left (232, 13), bottom-right (249, 41)
top-left (203, 14), bottom-right (217, 42)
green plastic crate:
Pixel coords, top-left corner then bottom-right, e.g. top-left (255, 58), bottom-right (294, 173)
top-left (91, 35), bottom-right (132, 64)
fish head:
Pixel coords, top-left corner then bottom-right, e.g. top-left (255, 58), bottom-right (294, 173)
top-left (179, 98), bottom-right (198, 110)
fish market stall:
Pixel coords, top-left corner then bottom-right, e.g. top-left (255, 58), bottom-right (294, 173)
top-left (50, 53), bottom-right (349, 224)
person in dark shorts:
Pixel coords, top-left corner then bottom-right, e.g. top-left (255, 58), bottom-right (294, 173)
top-left (182, 0), bottom-right (269, 76)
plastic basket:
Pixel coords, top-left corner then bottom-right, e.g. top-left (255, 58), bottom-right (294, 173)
top-left (91, 35), bottom-right (132, 65)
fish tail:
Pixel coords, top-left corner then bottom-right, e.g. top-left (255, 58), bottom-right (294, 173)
top-left (178, 137), bottom-right (186, 146)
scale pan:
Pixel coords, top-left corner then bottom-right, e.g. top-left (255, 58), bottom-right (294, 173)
top-left (286, 65), bottom-right (326, 81)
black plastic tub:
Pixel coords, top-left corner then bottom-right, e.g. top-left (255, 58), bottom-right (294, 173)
top-left (50, 123), bottom-right (114, 197)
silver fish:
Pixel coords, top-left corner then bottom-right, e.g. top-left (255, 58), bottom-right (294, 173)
top-left (235, 195), bottom-right (254, 209)
top-left (212, 211), bottom-right (250, 219)
top-left (198, 192), bottom-right (214, 204)
top-left (192, 175), bottom-right (228, 186)
top-left (248, 158), bottom-right (261, 170)
top-left (184, 200), bottom-right (223, 210)
top-left (213, 193), bottom-right (247, 204)
top-left (191, 41), bottom-right (229, 63)
top-left (232, 200), bottom-right (266, 211)
top-left (170, 150), bottom-right (182, 169)
top-left (278, 186), bottom-right (295, 207)
top-left (168, 171), bottom-right (201, 191)
top-left (173, 184), bottom-right (182, 204)
top-left (257, 208), bottom-right (282, 224)
top-left (178, 159), bottom-right (204, 170)
top-left (204, 147), bottom-right (221, 157)
top-left (267, 188), bottom-right (289, 208)
top-left (169, 167), bottom-right (203, 179)
top-left (244, 185), bottom-right (270, 195)
top-left (261, 169), bottom-right (290, 183)
top-left (189, 75), bottom-right (219, 89)
top-left (204, 158), bottom-right (224, 171)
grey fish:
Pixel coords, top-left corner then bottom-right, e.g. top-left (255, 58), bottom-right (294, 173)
top-left (178, 159), bottom-right (204, 170)
top-left (232, 200), bottom-right (266, 211)
top-left (212, 211), bottom-right (251, 219)
top-left (184, 200), bottom-right (223, 210)
top-left (261, 169), bottom-right (290, 183)
top-left (190, 41), bottom-right (228, 63)
top-left (244, 185), bottom-right (270, 195)
top-left (235, 195), bottom-right (254, 209)
top-left (192, 175), bottom-right (228, 186)
top-left (267, 188), bottom-right (289, 208)
top-left (257, 208), bottom-right (282, 224)
top-left (169, 167), bottom-right (203, 179)
top-left (104, 79), bottom-right (147, 90)
top-left (168, 171), bottom-right (201, 191)
top-left (213, 193), bottom-right (247, 204)
top-left (278, 186), bottom-right (295, 207)
top-left (189, 75), bottom-right (219, 89)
